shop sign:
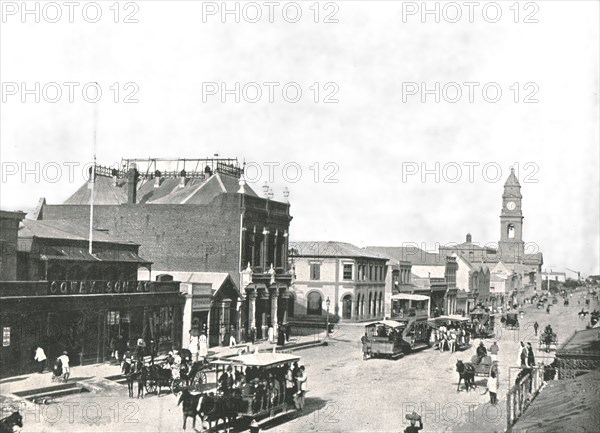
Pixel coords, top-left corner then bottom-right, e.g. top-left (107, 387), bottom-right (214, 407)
top-left (48, 280), bottom-right (152, 295)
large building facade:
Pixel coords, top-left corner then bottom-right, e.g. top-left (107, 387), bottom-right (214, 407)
top-left (289, 242), bottom-right (388, 321)
top-left (35, 158), bottom-right (294, 347)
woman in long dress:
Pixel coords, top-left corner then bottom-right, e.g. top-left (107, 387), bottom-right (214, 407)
top-left (198, 333), bottom-right (208, 359)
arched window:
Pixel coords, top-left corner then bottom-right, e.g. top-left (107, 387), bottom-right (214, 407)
top-left (342, 294), bottom-right (352, 320)
top-left (379, 291), bottom-right (383, 315)
top-left (507, 224), bottom-right (515, 239)
top-left (368, 292), bottom-right (373, 316)
top-left (306, 292), bottom-right (322, 315)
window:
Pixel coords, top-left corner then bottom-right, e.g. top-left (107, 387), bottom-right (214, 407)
top-left (307, 292), bottom-right (322, 315)
top-left (369, 264), bottom-right (373, 281)
top-left (508, 224), bottom-right (515, 239)
top-left (343, 264), bottom-right (353, 280)
top-left (310, 263), bottom-right (321, 280)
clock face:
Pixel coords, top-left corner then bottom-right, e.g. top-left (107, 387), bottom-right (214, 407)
top-left (506, 201), bottom-right (516, 211)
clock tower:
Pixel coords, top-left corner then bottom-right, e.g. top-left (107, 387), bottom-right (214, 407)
top-left (498, 167), bottom-right (525, 263)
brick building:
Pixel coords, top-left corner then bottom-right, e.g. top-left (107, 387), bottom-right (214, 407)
top-left (35, 158), bottom-right (293, 346)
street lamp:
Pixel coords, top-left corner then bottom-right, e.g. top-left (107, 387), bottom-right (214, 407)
top-left (326, 297), bottom-right (331, 337)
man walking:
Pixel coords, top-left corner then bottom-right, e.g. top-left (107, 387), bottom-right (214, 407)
top-left (487, 370), bottom-right (499, 405)
top-left (533, 321), bottom-right (539, 336)
top-left (57, 351), bottom-right (70, 382)
top-left (518, 342), bottom-right (528, 367)
top-left (489, 341), bottom-right (499, 363)
top-left (34, 346), bottom-right (47, 373)
top-left (527, 342), bottom-right (536, 367)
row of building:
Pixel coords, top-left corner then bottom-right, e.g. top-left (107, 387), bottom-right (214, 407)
top-left (0, 158), bottom-right (543, 377)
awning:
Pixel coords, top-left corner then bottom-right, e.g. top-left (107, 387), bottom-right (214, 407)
top-left (40, 246), bottom-right (151, 265)
top-left (40, 246), bottom-right (99, 262)
top-left (365, 319), bottom-right (406, 329)
top-left (93, 249), bottom-right (152, 265)
top-left (391, 294), bottom-right (430, 301)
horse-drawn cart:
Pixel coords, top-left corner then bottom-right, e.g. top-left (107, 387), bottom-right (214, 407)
top-left (539, 331), bottom-right (558, 352)
top-left (504, 312), bottom-right (519, 330)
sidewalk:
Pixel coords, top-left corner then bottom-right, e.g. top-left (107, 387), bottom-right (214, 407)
top-left (0, 332), bottom-right (325, 398)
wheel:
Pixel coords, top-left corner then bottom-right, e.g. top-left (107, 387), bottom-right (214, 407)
top-left (190, 371), bottom-right (207, 392)
top-left (171, 379), bottom-right (185, 394)
top-left (145, 380), bottom-right (157, 394)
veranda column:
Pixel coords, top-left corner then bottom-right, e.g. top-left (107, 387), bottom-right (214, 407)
top-left (270, 287), bottom-right (278, 336)
top-left (247, 289), bottom-right (257, 330)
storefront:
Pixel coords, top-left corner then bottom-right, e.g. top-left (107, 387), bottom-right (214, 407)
top-left (0, 280), bottom-right (184, 378)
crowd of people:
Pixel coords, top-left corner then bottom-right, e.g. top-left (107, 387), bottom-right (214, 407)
top-left (433, 323), bottom-right (471, 353)
top-left (216, 361), bottom-right (308, 412)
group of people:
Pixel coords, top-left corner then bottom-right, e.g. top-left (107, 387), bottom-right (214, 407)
top-left (517, 341), bottom-right (536, 368)
top-left (216, 361), bottom-right (307, 412)
top-left (434, 323), bottom-right (471, 353)
top-left (33, 346), bottom-right (70, 383)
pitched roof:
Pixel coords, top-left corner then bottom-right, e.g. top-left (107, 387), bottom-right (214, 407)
top-left (63, 172), bottom-right (259, 205)
top-left (289, 241), bottom-right (388, 260)
top-left (366, 246), bottom-right (446, 266)
top-left (19, 219), bottom-right (137, 245)
top-left (504, 167), bottom-right (521, 187)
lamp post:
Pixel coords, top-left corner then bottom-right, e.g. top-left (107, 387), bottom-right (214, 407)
top-left (326, 297), bottom-right (331, 337)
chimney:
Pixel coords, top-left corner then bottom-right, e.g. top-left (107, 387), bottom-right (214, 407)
top-left (126, 166), bottom-right (138, 204)
top-left (154, 170), bottom-right (162, 188)
top-left (179, 170), bottom-right (186, 188)
top-left (466, 233), bottom-right (472, 243)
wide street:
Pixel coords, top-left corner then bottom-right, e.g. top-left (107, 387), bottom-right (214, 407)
top-left (12, 290), bottom-right (595, 433)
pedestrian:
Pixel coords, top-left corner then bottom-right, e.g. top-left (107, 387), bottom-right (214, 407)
top-left (277, 325), bottom-right (286, 346)
top-left (285, 364), bottom-right (296, 404)
top-left (489, 341), bottom-right (499, 363)
top-left (527, 342), bottom-right (536, 367)
top-left (189, 334), bottom-right (199, 362)
top-left (57, 351), bottom-right (70, 383)
top-left (229, 333), bottom-right (237, 347)
top-left (249, 327), bottom-right (256, 344)
top-left (285, 323), bottom-right (291, 342)
top-left (546, 305), bottom-right (550, 314)
top-left (34, 346), bottom-right (47, 373)
top-left (294, 366), bottom-right (307, 410)
top-left (404, 413), bottom-right (423, 433)
top-left (533, 321), bottom-right (539, 336)
top-left (487, 370), bottom-right (499, 404)
top-left (199, 332), bottom-right (208, 359)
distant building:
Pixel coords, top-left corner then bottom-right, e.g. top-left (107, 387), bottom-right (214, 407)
top-left (366, 246), bottom-right (460, 315)
top-left (289, 241), bottom-right (388, 321)
top-left (439, 168), bottom-right (544, 308)
top-left (542, 271), bottom-right (567, 284)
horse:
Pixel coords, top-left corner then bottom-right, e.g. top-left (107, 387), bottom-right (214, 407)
top-left (456, 360), bottom-right (475, 392)
top-left (197, 392), bottom-right (239, 432)
top-left (0, 411), bottom-right (23, 433)
top-left (122, 360), bottom-right (136, 398)
top-left (177, 388), bottom-right (203, 430)
top-left (134, 360), bottom-right (148, 399)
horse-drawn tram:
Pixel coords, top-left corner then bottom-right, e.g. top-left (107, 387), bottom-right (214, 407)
top-left (468, 308), bottom-right (496, 338)
top-left (362, 318), bottom-right (431, 359)
top-left (177, 352), bottom-right (302, 431)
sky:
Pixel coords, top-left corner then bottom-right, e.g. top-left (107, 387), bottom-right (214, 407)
top-left (1, 1), bottom-right (599, 276)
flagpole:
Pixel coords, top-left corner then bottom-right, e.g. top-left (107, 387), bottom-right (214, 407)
top-left (89, 92), bottom-right (98, 254)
